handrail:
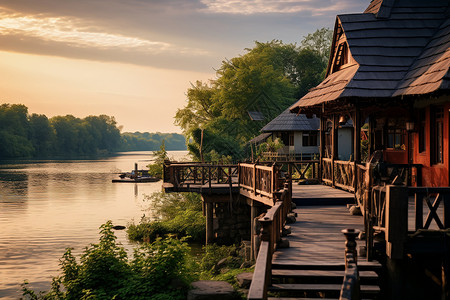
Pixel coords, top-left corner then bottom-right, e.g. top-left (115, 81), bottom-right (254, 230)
top-left (248, 182), bottom-right (292, 300)
top-left (163, 162), bottom-right (238, 192)
top-left (339, 229), bottom-right (360, 300)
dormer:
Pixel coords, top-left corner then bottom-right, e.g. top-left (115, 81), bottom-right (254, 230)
top-left (326, 20), bottom-right (355, 77)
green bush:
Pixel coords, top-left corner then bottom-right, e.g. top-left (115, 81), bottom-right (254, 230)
top-left (127, 192), bottom-right (205, 243)
top-left (22, 221), bottom-right (190, 300)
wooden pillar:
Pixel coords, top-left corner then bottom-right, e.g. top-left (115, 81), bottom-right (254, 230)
top-left (332, 114), bottom-right (338, 187)
top-left (319, 116), bottom-right (325, 181)
top-left (353, 108), bottom-right (361, 193)
top-left (250, 200), bottom-right (258, 261)
top-left (353, 108), bottom-right (361, 163)
top-left (205, 201), bottom-right (214, 245)
top-left (385, 185), bottom-right (408, 259)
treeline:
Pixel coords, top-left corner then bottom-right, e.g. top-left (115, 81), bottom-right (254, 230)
top-left (119, 132), bottom-right (186, 152)
top-left (0, 104), bottom-right (186, 159)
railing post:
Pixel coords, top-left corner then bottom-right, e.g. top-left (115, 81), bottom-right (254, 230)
top-left (342, 229), bottom-right (360, 267)
top-left (253, 164), bottom-right (257, 195)
top-left (340, 228), bottom-right (360, 300)
top-left (260, 218), bottom-right (273, 285)
top-left (385, 185), bottom-right (408, 259)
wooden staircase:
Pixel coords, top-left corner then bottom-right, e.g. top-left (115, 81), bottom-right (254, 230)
top-left (267, 261), bottom-right (382, 299)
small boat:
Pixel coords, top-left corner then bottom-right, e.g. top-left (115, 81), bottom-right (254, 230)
top-left (112, 163), bottom-right (160, 183)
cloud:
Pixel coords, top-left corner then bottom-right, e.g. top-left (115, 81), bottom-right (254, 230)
top-left (0, 9), bottom-right (208, 56)
top-left (199, 0), bottom-right (355, 15)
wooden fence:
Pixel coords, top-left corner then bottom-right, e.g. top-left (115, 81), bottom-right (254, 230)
top-left (163, 162), bottom-right (238, 192)
top-left (366, 185), bottom-right (450, 260)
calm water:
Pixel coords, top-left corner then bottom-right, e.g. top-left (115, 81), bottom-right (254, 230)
top-left (0, 151), bottom-right (188, 299)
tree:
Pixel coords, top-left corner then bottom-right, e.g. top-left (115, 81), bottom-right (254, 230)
top-left (29, 114), bottom-right (54, 156)
top-left (301, 27), bottom-right (333, 64)
top-left (0, 104), bottom-right (34, 157)
top-left (175, 35), bottom-right (328, 161)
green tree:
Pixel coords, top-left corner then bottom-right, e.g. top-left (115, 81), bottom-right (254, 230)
top-left (0, 104), bottom-right (34, 158)
top-left (29, 114), bottom-right (54, 156)
top-left (175, 36), bottom-right (327, 161)
top-left (301, 27), bottom-right (333, 63)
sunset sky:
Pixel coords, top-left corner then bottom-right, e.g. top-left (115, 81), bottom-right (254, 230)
top-left (0, 0), bottom-right (368, 133)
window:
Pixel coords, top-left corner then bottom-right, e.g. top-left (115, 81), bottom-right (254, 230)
top-left (289, 133), bottom-right (294, 146)
top-left (431, 106), bottom-right (444, 164)
top-left (418, 110), bottom-right (426, 153)
top-left (387, 128), bottom-right (405, 150)
top-left (303, 131), bottom-right (318, 147)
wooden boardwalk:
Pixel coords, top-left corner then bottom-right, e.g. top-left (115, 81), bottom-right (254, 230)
top-left (272, 205), bottom-right (370, 266)
top-left (292, 184), bottom-right (355, 206)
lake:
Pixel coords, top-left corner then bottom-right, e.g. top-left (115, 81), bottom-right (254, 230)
top-left (0, 151), bottom-right (189, 299)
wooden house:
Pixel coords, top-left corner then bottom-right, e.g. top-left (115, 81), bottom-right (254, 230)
top-left (290, 0), bottom-right (450, 187)
top-left (258, 109), bottom-right (320, 160)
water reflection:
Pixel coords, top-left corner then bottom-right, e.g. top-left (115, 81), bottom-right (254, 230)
top-left (0, 151), bottom-right (188, 299)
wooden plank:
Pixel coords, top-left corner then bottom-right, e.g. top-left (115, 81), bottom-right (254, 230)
top-left (248, 241), bottom-right (270, 300)
top-left (272, 269), bottom-right (378, 278)
top-left (270, 283), bottom-right (380, 293)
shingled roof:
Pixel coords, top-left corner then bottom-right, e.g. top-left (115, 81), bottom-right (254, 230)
top-left (261, 109), bottom-right (319, 132)
top-left (290, 0), bottom-right (450, 113)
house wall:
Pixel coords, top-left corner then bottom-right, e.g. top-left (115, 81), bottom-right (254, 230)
top-left (412, 98), bottom-right (450, 187)
top-left (338, 128), bottom-right (353, 160)
top-left (294, 132), bottom-right (302, 153)
top-left (273, 131), bottom-right (319, 157)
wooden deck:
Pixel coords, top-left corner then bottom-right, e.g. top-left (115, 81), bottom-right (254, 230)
top-left (292, 184), bottom-right (355, 206)
top-left (272, 205), bottom-right (371, 267)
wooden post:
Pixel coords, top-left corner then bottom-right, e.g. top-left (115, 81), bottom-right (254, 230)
top-left (332, 114), bottom-right (338, 187)
top-left (353, 108), bottom-right (361, 192)
top-left (365, 162), bottom-right (373, 261)
top-left (385, 185), bottom-right (408, 259)
top-left (444, 193), bottom-right (450, 228)
top-left (319, 116), bottom-right (325, 181)
top-left (250, 200), bottom-right (258, 261)
top-left (205, 201), bottom-right (214, 245)
top-left (415, 193), bottom-right (424, 230)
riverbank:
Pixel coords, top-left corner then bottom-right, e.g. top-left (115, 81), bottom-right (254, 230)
top-left (0, 151), bottom-right (188, 299)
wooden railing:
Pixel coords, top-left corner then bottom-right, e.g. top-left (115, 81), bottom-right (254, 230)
top-left (163, 161), bottom-right (238, 192)
top-left (408, 187), bottom-right (450, 231)
top-left (373, 163), bottom-right (422, 186)
top-left (239, 163), bottom-right (282, 203)
top-left (340, 229), bottom-right (360, 300)
top-left (334, 160), bottom-right (355, 192)
top-left (248, 183), bottom-right (292, 300)
top-left (366, 185), bottom-right (450, 260)
top-left (355, 163), bottom-right (367, 207)
top-left (261, 152), bottom-right (318, 161)
top-left (322, 157), bottom-right (333, 184)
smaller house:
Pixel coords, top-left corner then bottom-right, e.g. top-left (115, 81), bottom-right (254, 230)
top-left (258, 109), bottom-right (320, 160)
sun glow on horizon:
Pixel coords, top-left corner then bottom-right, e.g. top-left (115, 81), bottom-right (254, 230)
top-left (0, 51), bottom-right (213, 133)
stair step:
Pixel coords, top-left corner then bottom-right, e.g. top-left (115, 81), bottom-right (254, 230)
top-left (271, 269), bottom-right (379, 285)
top-left (272, 261), bottom-right (382, 271)
top-left (272, 269), bottom-right (378, 278)
top-left (269, 283), bottom-right (380, 294)
top-left (268, 298), bottom-right (338, 300)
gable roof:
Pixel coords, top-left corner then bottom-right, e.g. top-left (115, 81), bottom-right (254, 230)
top-left (261, 109), bottom-right (319, 132)
top-left (290, 0), bottom-right (450, 113)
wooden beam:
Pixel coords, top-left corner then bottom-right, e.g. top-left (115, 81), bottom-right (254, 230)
top-left (332, 114), bottom-right (338, 187)
top-left (206, 201), bottom-right (214, 244)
